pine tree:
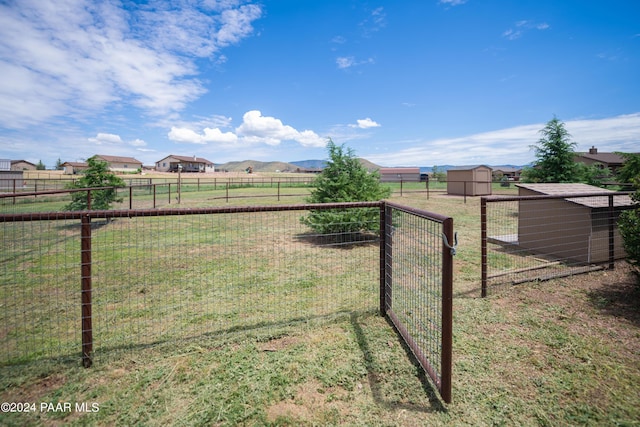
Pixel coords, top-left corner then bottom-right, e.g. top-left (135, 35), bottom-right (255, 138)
top-left (522, 117), bottom-right (577, 183)
top-left (65, 157), bottom-right (125, 210)
top-left (301, 139), bottom-right (391, 235)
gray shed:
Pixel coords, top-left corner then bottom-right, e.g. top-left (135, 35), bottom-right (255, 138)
top-left (447, 165), bottom-right (492, 196)
top-left (516, 183), bottom-right (633, 263)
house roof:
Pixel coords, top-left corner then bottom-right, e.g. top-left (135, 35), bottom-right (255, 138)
top-left (516, 183), bottom-right (634, 208)
top-left (94, 155), bottom-right (143, 164)
top-left (61, 162), bottom-right (88, 167)
top-left (575, 152), bottom-right (625, 165)
top-left (157, 155), bottom-right (213, 164)
top-left (11, 160), bottom-right (36, 166)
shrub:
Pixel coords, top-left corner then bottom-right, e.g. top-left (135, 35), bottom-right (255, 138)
top-left (618, 176), bottom-right (640, 283)
top-left (301, 140), bottom-right (391, 235)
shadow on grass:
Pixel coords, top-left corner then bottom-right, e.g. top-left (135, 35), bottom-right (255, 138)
top-left (349, 312), bottom-right (448, 414)
top-left (587, 268), bottom-right (640, 327)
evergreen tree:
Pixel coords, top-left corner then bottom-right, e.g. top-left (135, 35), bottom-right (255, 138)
top-left (36, 160), bottom-right (46, 170)
top-left (65, 157), bottom-right (125, 210)
top-left (521, 117), bottom-right (577, 183)
top-left (55, 158), bottom-right (63, 170)
top-left (301, 139), bottom-right (391, 235)
top-left (617, 153), bottom-right (640, 283)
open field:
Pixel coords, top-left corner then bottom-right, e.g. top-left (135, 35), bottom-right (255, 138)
top-left (1, 190), bottom-right (639, 426)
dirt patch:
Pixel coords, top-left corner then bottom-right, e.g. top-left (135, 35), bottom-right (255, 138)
top-left (1, 373), bottom-right (66, 403)
top-left (266, 379), bottom-right (352, 423)
top-left (257, 335), bottom-right (302, 352)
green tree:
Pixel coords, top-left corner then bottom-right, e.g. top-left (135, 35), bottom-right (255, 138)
top-left (617, 153), bottom-right (640, 283)
top-left (65, 157), bottom-right (125, 210)
top-left (618, 175), bottom-right (640, 283)
top-left (521, 116), bottom-right (578, 183)
top-left (574, 162), bottom-right (611, 187)
top-left (616, 152), bottom-right (640, 185)
top-left (36, 160), bottom-right (46, 170)
top-left (301, 139), bottom-right (391, 235)
top-left (55, 158), bottom-right (63, 170)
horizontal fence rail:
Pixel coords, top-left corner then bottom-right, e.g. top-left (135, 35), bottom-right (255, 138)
top-left (383, 202), bottom-right (454, 403)
top-left (481, 192), bottom-right (635, 297)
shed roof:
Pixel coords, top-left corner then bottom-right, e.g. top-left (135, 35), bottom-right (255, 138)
top-left (516, 183), bottom-right (634, 208)
top-left (447, 165), bottom-right (492, 171)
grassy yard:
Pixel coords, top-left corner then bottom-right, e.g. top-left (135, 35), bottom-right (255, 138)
top-left (1, 189), bottom-right (639, 426)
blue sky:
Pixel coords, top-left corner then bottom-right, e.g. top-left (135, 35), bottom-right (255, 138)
top-left (1, 0), bottom-right (639, 168)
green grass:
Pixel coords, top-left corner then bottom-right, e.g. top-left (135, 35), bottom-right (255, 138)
top-left (1, 187), bottom-right (639, 426)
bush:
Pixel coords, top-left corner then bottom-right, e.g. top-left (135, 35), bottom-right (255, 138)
top-left (65, 157), bottom-right (126, 211)
top-left (618, 176), bottom-right (640, 284)
top-left (301, 140), bottom-right (391, 235)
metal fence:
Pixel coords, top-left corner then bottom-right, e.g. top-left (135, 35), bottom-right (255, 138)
top-left (382, 202), bottom-right (454, 403)
top-left (481, 192), bottom-right (635, 297)
top-left (1, 201), bottom-right (454, 402)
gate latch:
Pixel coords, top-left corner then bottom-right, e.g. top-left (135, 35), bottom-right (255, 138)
top-left (442, 232), bottom-right (458, 256)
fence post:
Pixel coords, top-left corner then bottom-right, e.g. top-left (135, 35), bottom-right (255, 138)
top-left (608, 194), bottom-right (615, 270)
top-left (379, 203), bottom-right (386, 315)
top-left (277, 181), bottom-right (281, 201)
top-left (129, 186), bottom-right (133, 209)
top-left (481, 197), bottom-right (488, 297)
top-left (81, 214), bottom-right (93, 368)
top-left (441, 217), bottom-right (454, 404)
top-left (383, 203), bottom-right (393, 314)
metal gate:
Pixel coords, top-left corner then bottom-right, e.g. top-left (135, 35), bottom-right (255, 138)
top-left (382, 202), bottom-right (454, 403)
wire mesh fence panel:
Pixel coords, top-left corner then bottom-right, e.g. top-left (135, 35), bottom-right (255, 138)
top-left (1, 204), bottom-right (382, 366)
top-left (482, 192), bottom-right (635, 296)
top-left (383, 203), bottom-right (453, 403)
top-left (0, 215), bottom-right (81, 364)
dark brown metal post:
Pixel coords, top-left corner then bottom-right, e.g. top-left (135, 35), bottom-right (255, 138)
top-left (129, 186), bottom-right (133, 209)
top-left (379, 203), bottom-right (386, 316)
top-left (608, 194), bottom-right (615, 270)
top-left (153, 184), bottom-right (157, 208)
top-left (441, 217), bottom-right (454, 404)
top-left (481, 197), bottom-right (488, 297)
top-left (81, 215), bottom-right (93, 367)
top-left (384, 204), bottom-right (393, 313)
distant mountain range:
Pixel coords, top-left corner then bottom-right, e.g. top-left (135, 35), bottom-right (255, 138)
top-left (214, 159), bottom-right (528, 173)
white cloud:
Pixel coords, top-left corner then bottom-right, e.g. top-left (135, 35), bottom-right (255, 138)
top-left (503, 20), bottom-right (550, 40)
top-left (167, 110), bottom-right (326, 148)
top-left (89, 133), bottom-right (124, 144)
top-left (168, 126), bottom-right (238, 144)
top-left (356, 118), bottom-right (381, 129)
top-left (439, 0), bottom-right (467, 6)
top-left (365, 113), bottom-right (640, 166)
top-left (0, 0), bottom-right (262, 128)
top-left (336, 56), bottom-right (375, 69)
top-left (236, 110), bottom-right (326, 147)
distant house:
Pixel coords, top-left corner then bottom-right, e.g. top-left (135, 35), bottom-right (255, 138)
top-left (10, 160), bottom-right (36, 171)
top-left (492, 166), bottom-right (521, 181)
top-left (447, 165), bottom-right (493, 196)
top-left (379, 167), bottom-right (421, 182)
top-left (516, 183), bottom-right (633, 263)
top-left (93, 155), bottom-right (143, 173)
top-left (61, 162), bottom-right (89, 175)
top-left (574, 146), bottom-right (626, 176)
top-left (155, 155), bottom-right (214, 173)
